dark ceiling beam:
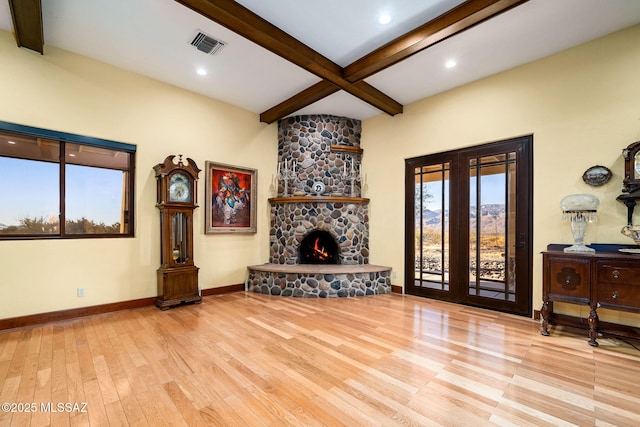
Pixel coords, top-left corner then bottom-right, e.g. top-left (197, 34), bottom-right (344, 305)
top-left (177, 0), bottom-right (341, 81)
top-left (260, 81), bottom-right (340, 124)
top-left (344, 0), bottom-right (529, 82)
top-left (176, 0), bottom-right (529, 123)
top-left (259, 0), bottom-right (528, 123)
top-left (175, 0), bottom-right (403, 122)
top-left (8, 0), bottom-right (44, 54)
top-left (260, 80), bottom-right (400, 125)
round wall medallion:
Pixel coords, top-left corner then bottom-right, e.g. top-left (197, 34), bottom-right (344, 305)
top-left (582, 165), bottom-right (612, 187)
top-left (312, 180), bottom-right (325, 195)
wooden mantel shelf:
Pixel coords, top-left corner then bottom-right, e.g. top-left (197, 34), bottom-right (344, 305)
top-left (269, 196), bottom-right (369, 204)
top-left (330, 144), bottom-right (363, 155)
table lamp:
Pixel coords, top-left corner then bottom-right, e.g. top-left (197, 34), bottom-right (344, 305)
top-left (560, 194), bottom-right (599, 253)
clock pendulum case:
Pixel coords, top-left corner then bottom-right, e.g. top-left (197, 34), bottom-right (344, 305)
top-left (153, 155), bottom-right (202, 309)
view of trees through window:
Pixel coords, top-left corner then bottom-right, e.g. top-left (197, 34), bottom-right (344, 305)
top-left (0, 125), bottom-right (135, 238)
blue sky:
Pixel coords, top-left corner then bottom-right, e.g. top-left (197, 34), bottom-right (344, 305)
top-left (0, 157), bottom-right (122, 226)
top-left (422, 173), bottom-right (507, 211)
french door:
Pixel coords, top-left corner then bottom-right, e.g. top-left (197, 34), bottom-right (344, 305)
top-left (405, 136), bottom-right (532, 315)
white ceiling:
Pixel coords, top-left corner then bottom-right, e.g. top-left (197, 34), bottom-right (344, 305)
top-left (1, 0), bottom-right (640, 122)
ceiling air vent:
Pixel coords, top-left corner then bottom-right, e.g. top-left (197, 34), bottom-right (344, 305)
top-left (190, 31), bottom-right (226, 55)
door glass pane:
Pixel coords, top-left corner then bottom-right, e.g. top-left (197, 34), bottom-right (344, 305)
top-left (507, 152), bottom-right (517, 295)
top-left (414, 163), bottom-right (450, 291)
top-left (469, 153), bottom-right (516, 301)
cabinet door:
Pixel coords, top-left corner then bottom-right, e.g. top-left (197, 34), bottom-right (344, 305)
top-left (545, 254), bottom-right (591, 303)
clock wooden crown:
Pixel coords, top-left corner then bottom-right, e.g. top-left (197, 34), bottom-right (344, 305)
top-left (153, 154), bottom-right (201, 206)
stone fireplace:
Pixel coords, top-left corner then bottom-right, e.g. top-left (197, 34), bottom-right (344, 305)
top-left (246, 115), bottom-right (392, 297)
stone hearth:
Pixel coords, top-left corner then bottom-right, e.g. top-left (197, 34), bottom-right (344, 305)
top-left (246, 115), bottom-right (391, 297)
top-left (247, 264), bottom-right (391, 298)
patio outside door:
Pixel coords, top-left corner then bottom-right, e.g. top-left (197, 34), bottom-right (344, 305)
top-left (405, 135), bottom-right (532, 316)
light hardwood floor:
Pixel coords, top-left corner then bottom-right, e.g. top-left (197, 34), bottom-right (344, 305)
top-left (1, 292), bottom-right (640, 426)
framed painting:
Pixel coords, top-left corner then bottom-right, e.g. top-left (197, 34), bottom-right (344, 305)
top-left (205, 161), bottom-right (257, 234)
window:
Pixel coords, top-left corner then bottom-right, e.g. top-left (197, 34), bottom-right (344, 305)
top-left (0, 121), bottom-right (135, 239)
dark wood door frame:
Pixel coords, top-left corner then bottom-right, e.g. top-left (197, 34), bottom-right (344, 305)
top-left (405, 135), bottom-right (533, 316)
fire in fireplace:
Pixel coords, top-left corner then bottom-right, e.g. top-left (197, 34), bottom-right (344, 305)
top-left (299, 230), bottom-right (339, 264)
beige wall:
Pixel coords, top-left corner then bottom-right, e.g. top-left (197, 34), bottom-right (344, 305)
top-left (0, 30), bottom-right (276, 318)
top-left (363, 24), bottom-right (640, 323)
top-left (2, 24), bottom-right (640, 323)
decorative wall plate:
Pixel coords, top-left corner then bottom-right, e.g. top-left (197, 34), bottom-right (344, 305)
top-left (582, 165), bottom-right (612, 187)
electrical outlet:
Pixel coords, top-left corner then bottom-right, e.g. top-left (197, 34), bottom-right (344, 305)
top-left (392, 271), bottom-right (398, 279)
top-left (77, 287), bottom-right (86, 297)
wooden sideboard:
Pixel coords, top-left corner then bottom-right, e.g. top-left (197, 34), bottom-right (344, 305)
top-left (541, 244), bottom-right (640, 346)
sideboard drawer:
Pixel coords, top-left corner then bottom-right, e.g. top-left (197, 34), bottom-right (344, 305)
top-left (597, 261), bottom-right (640, 285)
top-left (596, 282), bottom-right (640, 310)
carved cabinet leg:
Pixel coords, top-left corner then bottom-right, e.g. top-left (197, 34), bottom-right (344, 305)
top-left (588, 304), bottom-right (599, 347)
top-left (540, 300), bottom-right (552, 336)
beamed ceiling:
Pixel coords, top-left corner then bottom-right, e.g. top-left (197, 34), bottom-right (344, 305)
top-left (3, 0), bottom-right (640, 123)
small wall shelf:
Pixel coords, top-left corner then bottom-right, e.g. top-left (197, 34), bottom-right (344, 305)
top-left (330, 144), bottom-right (363, 155)
top-left (616, 191), bottom-right (640, 226)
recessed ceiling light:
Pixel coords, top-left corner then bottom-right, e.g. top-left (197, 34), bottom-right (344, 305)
top-left (196, 68), bottom-right (208, 76)
top-left (7, 140), bottom-right (16, 145)
top-left (68, 153), bottom-right (76, 157)
top-left (445, 60), bottom-right (457, 69)
top-left (378, 13), bottom-right (391, 25)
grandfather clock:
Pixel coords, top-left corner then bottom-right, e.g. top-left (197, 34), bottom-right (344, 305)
top-left (153, 155), bottom-right (201, 310)
top-left (617, 140), bottom-right (640, 226)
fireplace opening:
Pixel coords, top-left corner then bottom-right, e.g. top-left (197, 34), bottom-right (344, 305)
top-left (299, 230), bottom-right (339, 264)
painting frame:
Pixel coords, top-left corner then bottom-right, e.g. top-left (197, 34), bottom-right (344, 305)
top-left (204, 161), bottom-right (257, 234)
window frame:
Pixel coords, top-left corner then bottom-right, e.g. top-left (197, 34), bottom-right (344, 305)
top-left (0, 120), bottom-right (136, 240)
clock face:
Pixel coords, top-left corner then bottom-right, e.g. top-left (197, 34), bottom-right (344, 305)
top-left (634, 152), bottom-right (640, 179)
top-left (169, 173), bottom-right (191, 202)
top-left (312, 180), bottom-right (325, 195)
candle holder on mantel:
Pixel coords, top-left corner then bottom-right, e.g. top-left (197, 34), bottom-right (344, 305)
top-left (346, 163), bottom-right (362, 197)
top-left (277, 159), bottom-right (297, 197)
top-left (333, 158), bottom-right (362, 197)
top-left (560, 194), bottom-right (599, 253)
top-left (330, 169), bottom-right (343, 196)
